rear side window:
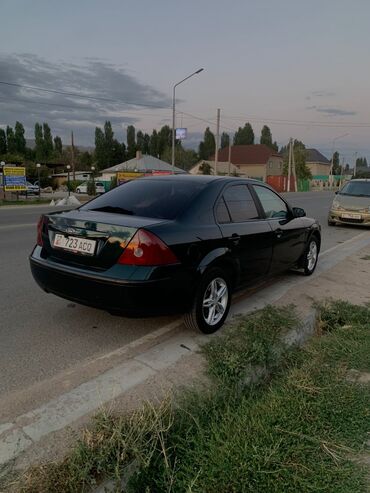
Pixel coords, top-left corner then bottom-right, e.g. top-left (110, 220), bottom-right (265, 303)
top-left (81, 178), bottom-right (206, 219)
top-left (220, 185), bottom-right (259, 222)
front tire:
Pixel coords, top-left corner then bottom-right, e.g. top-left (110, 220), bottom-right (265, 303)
top-left (303, 237), bottom-right (319, 276)
top-left (183, 267), bottom-right (231, 334)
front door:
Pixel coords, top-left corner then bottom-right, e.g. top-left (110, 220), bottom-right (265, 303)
top-left (251, 184), bottom-right (307, 274)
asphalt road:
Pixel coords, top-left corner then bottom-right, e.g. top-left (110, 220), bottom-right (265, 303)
top-left (0, 191), bottom-right (363, 401)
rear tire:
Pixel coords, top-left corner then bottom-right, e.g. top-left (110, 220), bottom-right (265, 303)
top-left (183, 267), bottom-right (231, 334)
top-left (303, 237), bottom-right (319, 276)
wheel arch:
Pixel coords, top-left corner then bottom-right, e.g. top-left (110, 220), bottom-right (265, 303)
top-left (197, 248), bottom-right (240, 289)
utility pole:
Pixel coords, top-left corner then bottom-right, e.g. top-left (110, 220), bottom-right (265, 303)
top-left (287, 138), bottom-right (292, 192)
top-left (214, 108), bottom-right (220, 176)
top-left (71, 131), bottom-right (75, 181)
top-left (228, 141), bottom-right (232, 176)
top-left (292, 140), bottom-right (297, 192)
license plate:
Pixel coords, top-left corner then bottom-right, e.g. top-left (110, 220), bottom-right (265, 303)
top-left (53, 234), bottom-right (96, 255)
top-left (341, 213), bottom-right (362, 220)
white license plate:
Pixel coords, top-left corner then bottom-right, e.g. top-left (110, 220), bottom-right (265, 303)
top-left (53, 234), bottom-right (96, 255)
top-left (341, 213), bottom-right (362, 220)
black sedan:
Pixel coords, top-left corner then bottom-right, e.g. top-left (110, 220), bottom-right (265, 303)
top-left (30, 175), bottom-right (321, 333)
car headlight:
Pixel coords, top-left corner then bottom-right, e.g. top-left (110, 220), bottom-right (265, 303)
top-left (332, 199), bottom-right (342, 209)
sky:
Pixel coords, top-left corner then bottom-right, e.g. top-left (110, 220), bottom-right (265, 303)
top-left (1, 0), bottom-right (370, 163)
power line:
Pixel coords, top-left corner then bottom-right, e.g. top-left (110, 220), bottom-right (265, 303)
top-left (221, 114), bottom-right (370, 128)
top-left (0, 80), bottom-right (170, 109)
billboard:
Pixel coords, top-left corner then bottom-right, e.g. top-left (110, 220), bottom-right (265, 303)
top-left (175, 128), bottom-right (187, 140)
top-left (3, 167), bottom-right (27, 191)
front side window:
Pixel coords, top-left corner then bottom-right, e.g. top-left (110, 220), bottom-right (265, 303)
top-left (221, 185), bottom-right (259, 222)
top-left (253, 185), bottom-right (288, 219)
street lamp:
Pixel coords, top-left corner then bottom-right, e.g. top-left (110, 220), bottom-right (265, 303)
top-left (66, 165), bottom-right (71, 197)
top-left (36, 163), bottom-right (41, 198)
top-left (91, 165), bottom-right (95, 195)
top-left (172, 68), bottom-right (204, 173)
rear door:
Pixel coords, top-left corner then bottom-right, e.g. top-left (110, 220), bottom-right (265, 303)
top-left (216, 184), bottom-right (273, 285)
top-left (251, 184), bottom-right (307, 273)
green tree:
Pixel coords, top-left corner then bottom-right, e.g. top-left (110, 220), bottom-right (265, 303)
top-left (260, 125), bottom-right (274, 148)
top-left (233, 122), bottom-right (254, 145)
top-left (112, 140), bottom-right (126, 164)
top-left (220, 132), bottom-right (230, 149)
top-left (78, 151), bottom-right (93, 169)
top-left (149, 129), bottom-right (159, 157)
top-left (0, 128), bottom-right (7, 155)
top-left (43, 123), bottom-right (53, 159)
top-left (104, 121), bottom-right (114, 163)
top-left (199, 161), bottom-right (212, 175)
top-left (14, 121), bottom-right (26, 154)
top-left (161, 145), bottom-right (198, 171)
top-left (54, 136), bottom-right (63, 156)
top-left (282, 140), bottom-right (312, 179)
top-left (94, 127), bottom-right (106, 168)
top-left (198, 127), bottom-right (215, 160)
top-left (158, 125), bottom-right (172, 157)
top-left (35, 123), bottom-right (44, 161)
top-left (136, 130), bottom-right (145, 152)
top-left (126, 125), bottom-right (136, 159)
top-left (332, 151), bottom-right (341, 175)
top-left (6, 126), bottom-right (16, 154)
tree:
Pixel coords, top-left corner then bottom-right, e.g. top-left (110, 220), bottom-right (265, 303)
top-left (199, 161), bottom-right (212, 175)
top-left (332, 151), bottom-right (341, 175)
top-left (78, 151), bottom-right (93, 169)
top-left (34, 123), bottom-right (44, 161)
top-left (198, 127), bottom-right (215, 160)
top-left (356, 156), bottom-right (368, 169)
top-left (111, 139), bottom-right (126, 164)
top-left (233, 122), bottom-right (254, 145)
top-left (220, 132), bottom-right (230, 149)
top-left (0, 129), bottom-right (7, 155)
top-left (14, 121), bottom-right (26, 154)
top-left (94, 127), bottom-right (106, 168)
top-left (149, 130), bottom-right (159, 157)
top-left (6, 126), bottom-right (16, 154)
top-left (43, 123), bottom-right (53, 159)
top-left (161, 145), bottom-right (198, 171)
top-left (126, 125), bottom-right (136, 159)
top-left (54, 136), bottom-right (63, 156)
top-left (104, 121), bottom-right (114, 164)
top-left (282, 140), bottom-right (312, 179)
top-left (136, 130), bottom-right (145, 152)
top-left (158, 125), bottom-right (172, 157)
top-left (260, 125), bottom-right (274, 148)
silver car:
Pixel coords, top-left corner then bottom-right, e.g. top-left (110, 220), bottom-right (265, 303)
top-left (328, 179), bottom-right (370, 226)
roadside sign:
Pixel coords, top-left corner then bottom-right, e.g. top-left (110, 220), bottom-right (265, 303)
top-left (4, 167), bottom-right (27, 191)
top-left (117, 171), bottom-right (145, 185)
top-left (176, 128), bottom-right (187, 140)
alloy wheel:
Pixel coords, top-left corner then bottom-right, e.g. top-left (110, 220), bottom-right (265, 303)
top-left (202, 277), bottom-right (229, 326)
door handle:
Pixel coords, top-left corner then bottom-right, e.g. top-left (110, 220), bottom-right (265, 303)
top-left (275, 228), bottom-right (283, 239)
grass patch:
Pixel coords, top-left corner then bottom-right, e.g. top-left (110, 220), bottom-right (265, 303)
top-left (0, 199), bottom-right (51, 206)
top-left (7, 303), bottom-right (370, 493)
top-left (360, 255), bottom-right (370, 261)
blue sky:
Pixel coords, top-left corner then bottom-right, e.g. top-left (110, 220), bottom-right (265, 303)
top-left (1, 0), bottom-right (370, 162)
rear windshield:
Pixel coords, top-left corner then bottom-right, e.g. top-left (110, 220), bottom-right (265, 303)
top-left (339, 181), bottom-right (370, 197)
top-left (81, 178), bottom-right (206, 219)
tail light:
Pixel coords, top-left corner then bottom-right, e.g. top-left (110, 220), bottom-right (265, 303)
top-left (36, 215), bottom-right (45, 246)
top-left (118, 229), bottom-right (178, 266)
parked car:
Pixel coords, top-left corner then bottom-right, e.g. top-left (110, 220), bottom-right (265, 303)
top-left (20, 181), bottom-right (40, 195)
top-left (328, 179), bottom-right (370, 226)
top-left (76, 181), bottom-right (105, 194)
top-left (30, 176), bottom-right (321, 333)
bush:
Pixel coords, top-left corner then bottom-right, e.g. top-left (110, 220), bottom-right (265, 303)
top-left (87, 180), bottom-right (96, 196)
top-left (66, 180), bottom-right (83, 192)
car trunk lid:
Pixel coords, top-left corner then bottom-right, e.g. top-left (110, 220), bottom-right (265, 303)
top-left (41, 209), bottom-right (169, 270)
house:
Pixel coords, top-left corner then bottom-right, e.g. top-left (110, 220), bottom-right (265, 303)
top-left (193, 145), bottom-right (283, 180)
top-left (305, 149), bottom-right (331, 177)
top-left (100, 151), bottom-right (185, 182)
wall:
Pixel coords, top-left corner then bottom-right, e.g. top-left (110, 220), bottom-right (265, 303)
top-left (307, 162), bottom-right (330, 176)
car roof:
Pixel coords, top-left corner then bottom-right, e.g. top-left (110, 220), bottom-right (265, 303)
top-left (350, 178), bottom-right (370, 182)
top-left (138, 174), bottom-right (264, 185)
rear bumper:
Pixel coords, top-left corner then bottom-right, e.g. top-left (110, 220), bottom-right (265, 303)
top-left (30, 249), bottom-right (194, 315)
top-left (329, 209), bottom-right (370, 226)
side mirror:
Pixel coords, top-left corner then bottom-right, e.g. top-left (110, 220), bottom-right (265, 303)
top-left (292, 207), bottom-right (306, 218)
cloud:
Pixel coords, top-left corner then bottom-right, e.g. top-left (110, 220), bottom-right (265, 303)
top-left (311, 90), bottom-right (336, 97)
top-left (0, 54), bottom-right (170, 145)
top-left (315, 107), bottom-right (357, 116)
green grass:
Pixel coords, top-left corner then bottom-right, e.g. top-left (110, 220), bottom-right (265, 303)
top-left (0, 199), bottom-right (51, 206)
top-left (7, 302), bottom-right (370, 493)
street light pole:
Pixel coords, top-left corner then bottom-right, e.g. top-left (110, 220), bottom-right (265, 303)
top-left (172, 68), bottom-right (204, 173)
top-left (66, 165), bottom-right (71, 197)
top-left (36, 163), bottom-right (41, 199)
